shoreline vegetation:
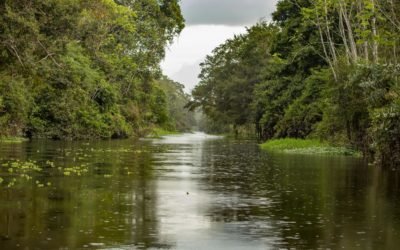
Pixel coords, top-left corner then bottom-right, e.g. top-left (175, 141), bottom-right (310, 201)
top-left (0, 1), bottom-right (195, 141)
top-left (188, 0), bottom-right (400, 167)
top-left (0, 128), bottom-right (184, 143)
top-left (260, 138), bottom-right (361, 157)
top-left (0, 137), bottom-right (29, 144)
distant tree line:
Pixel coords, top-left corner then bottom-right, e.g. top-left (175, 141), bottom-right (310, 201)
top-left (0, 0), bottom-right (193, 139)
top-left (189, 0), bottom-right (400, 167)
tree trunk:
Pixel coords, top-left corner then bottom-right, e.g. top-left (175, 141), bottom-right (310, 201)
top-left (340, 0), bottom-right (358, 62)
top-left (323, 0), bottom-right (338, 63)
top-left (371, 0), bottom-right (379, 63)
top-left (316, 10), bottom-right (338, 81)
top-left (339, 9), bottom-right (351, 64)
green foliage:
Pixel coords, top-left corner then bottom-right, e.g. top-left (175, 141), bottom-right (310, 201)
top-left (315, 62), bottom-right (371, 148)
top-left (192, 0), bottom-right (400, 166)
top-left (360, 64), bottom-right (400, 167)
top-left (370, 102), bottom-right (400, 167)
top-left (0, 0), bottom-right (185, 139)
top-left (157, 76), bottom-right (196, 131)
top-left (275, 69), bottom-right (329, 138)
top-left (0, 74), bottom-right (32, 136)
top-left (190, 22), bottom-right (278, 133)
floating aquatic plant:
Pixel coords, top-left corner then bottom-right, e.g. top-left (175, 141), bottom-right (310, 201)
top-left (0, 160), bottom-right (93, 188)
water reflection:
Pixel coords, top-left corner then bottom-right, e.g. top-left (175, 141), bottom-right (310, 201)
top-left (0, 139), bottom-right (161, 249)
top-left (0, 133), bottom-right (400, 249)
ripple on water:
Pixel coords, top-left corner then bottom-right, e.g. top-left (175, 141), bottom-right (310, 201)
top-left (1, 134), bottom-right (400, 250)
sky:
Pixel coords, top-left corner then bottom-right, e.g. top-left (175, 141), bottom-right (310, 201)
top-left (161, 0), bottom-right (279, 92)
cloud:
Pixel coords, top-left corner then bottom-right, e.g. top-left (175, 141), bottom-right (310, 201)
top-left (180, 0), bottom-right (278, 26)
top-left (161, 1), bottom-right (280, 91)
top-left (172, 60), bottom-right (202, 92)
top-left (161, 25), bottom-right (246, 92)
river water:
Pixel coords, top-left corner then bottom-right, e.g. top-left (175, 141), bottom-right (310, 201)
top-left (1, 132), bottom-right (400, 249)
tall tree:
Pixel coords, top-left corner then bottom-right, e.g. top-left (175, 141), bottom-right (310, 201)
top-left (0, 0), bottom-right (185, 139)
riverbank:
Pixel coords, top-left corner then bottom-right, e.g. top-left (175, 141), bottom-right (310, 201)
top-left (0, 129), bottom-right (181, 143)
top-left (260, 138), bottom-right (361, 156)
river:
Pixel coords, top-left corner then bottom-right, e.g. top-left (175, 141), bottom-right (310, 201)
top-left (0, 132), bottom-right (400, 249)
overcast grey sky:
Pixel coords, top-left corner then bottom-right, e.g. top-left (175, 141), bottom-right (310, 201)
top-left (161, 0), bottom-right (279, 92)
top-left (181, 0), bottom-right (278, 26)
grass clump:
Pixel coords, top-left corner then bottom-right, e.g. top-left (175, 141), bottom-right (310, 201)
top-left (260, 138), bottom-right (360, 156)
top-left (0, 137), bottom-right (28, 144)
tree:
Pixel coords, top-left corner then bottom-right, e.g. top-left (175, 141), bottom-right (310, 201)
top-left (0, 0), bottom-right (185, 139)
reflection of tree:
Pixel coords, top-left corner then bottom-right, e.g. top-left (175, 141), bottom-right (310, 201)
top-left (0, 139), bottom-right (174, 249)
top-left (2, 138), bottom-right (400, 249)
top-left (130, 152), bottom-right (159, 248)
top-left (325, 166), bottom-right (400, 249)
top-left (199, 139), bottom-right (400, 249)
